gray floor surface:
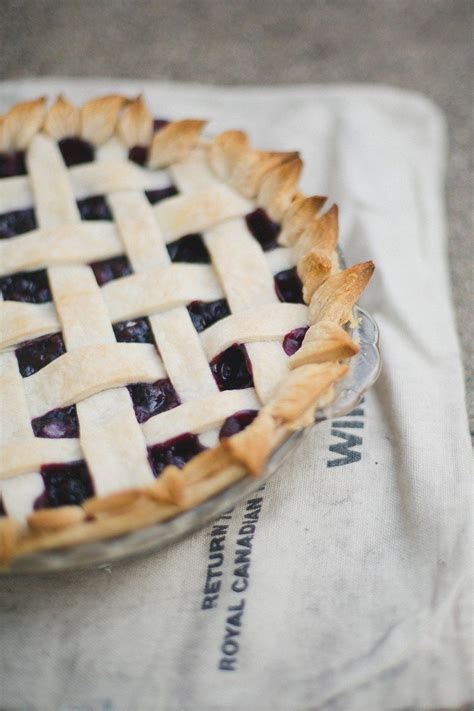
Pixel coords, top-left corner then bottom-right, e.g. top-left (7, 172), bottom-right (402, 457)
top-left (1, 0), bottom-right (472, 434)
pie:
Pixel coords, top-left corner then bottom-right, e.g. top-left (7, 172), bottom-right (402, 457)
top-left (0, 94), bottom-right (374, 566)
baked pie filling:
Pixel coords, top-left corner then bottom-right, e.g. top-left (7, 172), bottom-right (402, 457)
top-left (0, 94), bottom-right (374, 565)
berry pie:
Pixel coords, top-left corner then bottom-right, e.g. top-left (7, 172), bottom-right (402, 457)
top-left (0, 94), bottom-right (374, 565)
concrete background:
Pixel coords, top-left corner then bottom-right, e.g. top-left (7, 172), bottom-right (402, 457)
top-left (1, 0), bottom-right (472, 434)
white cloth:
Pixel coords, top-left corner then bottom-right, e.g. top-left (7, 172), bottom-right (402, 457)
top-left (0, 80), bottom-right (472, 711)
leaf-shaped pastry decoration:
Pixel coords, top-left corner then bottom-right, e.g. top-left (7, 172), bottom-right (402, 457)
top-left (44, 95), bottom-right (80, 140)
top-left (117, 95), bottom-right (153, 148)
top-left (81, 94), bottom-right (127, 145)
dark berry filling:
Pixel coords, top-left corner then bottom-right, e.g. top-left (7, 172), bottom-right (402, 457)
top-left (0, 499), bottom-right (6, 516)
top-left (0, 150), bottom-right (27, 178)
top-left (219, 409), bottom-right (258, 439)
top-left (128, 145), bottom-right (148, 166)
top-left (145, 185), bottom-right (178, 204)
top-left (127, 378), bottom-right (180, 424)
top-left (16, 333), bottom-right (66, 377)
top-left (153, 119), bottom-right (169, 132)
top-left (90, 256), bottom-right (133, 286)
top-left (32, 405), bottom-right (79, 439)
top-left (0, 269), bottom-right (52, 303)
top-left (167, 234), bottom-right (210, 263)
top-left (148, 433), bottom-right (204, 477)
top-left (187, 299), bottom-right (230, 333)
top-left (282, 327), bottom-right (309, 356)
top-left (0, 208), bottom-right (37, 239)
top-left (211, 344), bottom-right (254, 391)
top-left (274, 267), bottom-right (304, 304)
top-left (113, 317), bottom-right (154, 344)
top-left (246, 208), bottom-right (280, 251)
top-left (34, 460), bottom-right (94, 509)
top-left (77, 195), bottom-right (112, 220)
top-left (58, 137), bottom-right (94, 167)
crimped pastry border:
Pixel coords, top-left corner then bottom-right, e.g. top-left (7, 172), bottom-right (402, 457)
top-left (0, 95), bottom-right (374, 566)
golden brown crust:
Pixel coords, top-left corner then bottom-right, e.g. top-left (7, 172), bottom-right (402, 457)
top-left (278, 194), bottom-right (327, 246)
top-left (308, 261), bottom-right (375, 325)
top-left (288, 322), bottom-right (359, 369)
top-left (293, 204), bottom-right (339, 264)
top-left (0, 519), bottom-right (21, 565)
top-left (313, 204), bottom-right (339, 254)
top-left (0, 97), bottom-right (47, 152)
top-left (223, 410), bottom-right (277, 476)
top-left (27, 506), bottom-right (86, 532)
top-left (291, 204), bottom-right (342, 305)
top-left (257, 157), bottom-right (303, 222)
top-left (230, 150), bottom-right (299, 200)
top-left (82, 489), bottom-right (143, 517)
top-left (183, 446), bottom-right (236, 485)
top-left (181, 466), bottom-right (247, 509)
top-left (148, 119), bottom-right (207, 168)
top-left (145, 466), bottom-right (186, 506)
top-left (208, 130), bottom-right (249, 184)
top-left (269, 362), bottom-right (349, 423)
top-left (13, 499), bottom-right (176, 558)
top-left (225, 361), bottom-right (348, 474)
top-left (0, 94), bottom-right (375, 567)
top-left (117, 95), bottom-right (153, 148)
top-left (43, 95), bottom-right (80, 140)
top-left (81, 94), bottom-right (127, 145)
top-left (297, 248), bottom-right (333, 302)
top-left (208, 130), bottom-right (298, 199)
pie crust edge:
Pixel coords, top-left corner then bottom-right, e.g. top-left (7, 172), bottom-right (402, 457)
top-left (0, 95), bottom-right (374, 566)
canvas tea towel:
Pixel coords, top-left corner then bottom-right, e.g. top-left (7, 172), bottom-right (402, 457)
top-left (0, 80), bottom-right (472, 711)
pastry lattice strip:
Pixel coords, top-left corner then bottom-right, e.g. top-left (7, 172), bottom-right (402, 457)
top-left (0, 121), bottom-right (310, 518)
top-left (172, 149), bottom-right (297, 403)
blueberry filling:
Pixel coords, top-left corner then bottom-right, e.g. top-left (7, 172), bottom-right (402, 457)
top-left (245, 208), bottom-right (280, 251)
top-left (16, 333), bottom-right (66, 377)
top-left (128, 145), bottom-right (148, 166)
top-left (282, 327), bottom-right (309, 356)
top-left (34, 460), bottom-right (94, 509)
top-left (167, 234), bottom-right (210, 263)
top-left (274, 267), bottom-right (304, 304)
top-left (77, 195), bottom-right (112, 221)
top-left (32, 405), bottom-right (79, 439)
top-left (90, 256), bottom-right (133, 286)
top-left (187, 299), bottom-right (230, 333)
top-left (58, 137), bottom-right (94, 167)
top-left (0, 150), bottom-right (26, 178)
top-left (153, 119), bottom-right (169, 132)
top-left (113, 317), bottom-right (154, 344)
top-left (145, 186), bottom-right (178, 204)
top-left (211, 344), bottom-right (254, 391)
top-left (0, 208), bottom-right (37, 239)
top-left (219, 409), bottom-right (258, 439)
top-left (148, 433), bottom-right (204, 477)
top-left (127, 379), bottom-right (180, 424)
top-left (0, 269), bottom-right (52, 303)
top-left (0, 499), bottom-right (6, 516)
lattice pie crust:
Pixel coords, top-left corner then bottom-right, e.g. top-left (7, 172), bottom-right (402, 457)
top-left (0, 95), bottom-right (374, 566)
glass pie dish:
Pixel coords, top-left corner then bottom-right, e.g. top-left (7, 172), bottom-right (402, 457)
top-left (6, 305), bottom-right (380, 575)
